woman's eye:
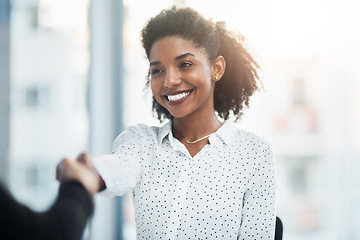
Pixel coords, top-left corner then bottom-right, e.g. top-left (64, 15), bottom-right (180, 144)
top-left (180, 62), bottom-right (192, 68)
top-left (151, 68), bottom-right (163, 75)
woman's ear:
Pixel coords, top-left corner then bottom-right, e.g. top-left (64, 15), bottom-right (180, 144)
top-left (212, 55), bottom-right (226, 82)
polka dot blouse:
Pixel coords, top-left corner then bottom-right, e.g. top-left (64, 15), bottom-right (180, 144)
top-left (94, 121), bottom-right (276, 239)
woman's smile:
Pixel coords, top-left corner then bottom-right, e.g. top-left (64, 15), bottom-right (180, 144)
top-left (164, 90), bottom-right (193, 105)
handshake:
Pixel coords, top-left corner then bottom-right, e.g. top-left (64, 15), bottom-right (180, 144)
top-left (56, 152), bottom-right (106, 197)
top-left (1, 152), bottom-right (107, 239)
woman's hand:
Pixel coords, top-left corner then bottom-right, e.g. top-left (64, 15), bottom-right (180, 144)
top-left (56, 152), bottom-right (106, 196)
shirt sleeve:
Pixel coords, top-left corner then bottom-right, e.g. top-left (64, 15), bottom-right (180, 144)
top-left (93, 126), bottom-right (143, 196)
top-left (238, 142), bottom-right (276, 239)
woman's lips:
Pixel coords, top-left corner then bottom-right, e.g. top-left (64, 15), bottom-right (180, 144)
top-left (164, 90), bottom-right (192, 105)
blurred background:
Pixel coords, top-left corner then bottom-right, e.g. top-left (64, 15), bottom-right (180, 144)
top-left (0, 0), bottom-right (359, 239)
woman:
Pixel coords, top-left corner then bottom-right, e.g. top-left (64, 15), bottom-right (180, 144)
top-left (58, 6), bottom-right (276, 239)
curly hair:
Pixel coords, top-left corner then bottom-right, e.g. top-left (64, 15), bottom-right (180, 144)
top-left (141, 6), bottom-right (260, 122)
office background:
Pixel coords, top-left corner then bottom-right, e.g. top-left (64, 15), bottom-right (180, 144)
top-left (1, 0), bottom-right (359, 239)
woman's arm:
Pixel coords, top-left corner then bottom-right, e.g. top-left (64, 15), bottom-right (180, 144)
top-left (238, 143), bottom-right (276, 239)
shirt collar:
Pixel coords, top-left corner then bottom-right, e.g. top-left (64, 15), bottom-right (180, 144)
top-left (158, 120), bottom-right (172, 144)
top-left (212, 121), bottom-right (236, 145)
top-left (158, 120), bottom-right (237, 146)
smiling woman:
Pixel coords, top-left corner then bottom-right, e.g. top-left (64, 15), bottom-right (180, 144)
top-left (57, 5), bottom-right (277, 240)
top-left (116, 1), bottom-right (360, 239)
top-left (148, 36), bottom-right (221, 121)
top-left (142, 7), bottom-right (260, 123)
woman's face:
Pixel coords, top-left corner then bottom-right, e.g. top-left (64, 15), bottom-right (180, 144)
top-left (149, 36), bottom-right (221, 120)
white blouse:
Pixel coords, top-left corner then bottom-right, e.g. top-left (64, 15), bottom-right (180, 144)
top-left (94, 121), bottom-right (276, 239)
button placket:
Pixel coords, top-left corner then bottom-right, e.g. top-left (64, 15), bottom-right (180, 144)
top-left (166, 155), bottom-right (192, 239)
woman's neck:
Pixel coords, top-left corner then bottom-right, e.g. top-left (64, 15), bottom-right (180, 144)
top-left (172, 113), bottom-right (222, 143)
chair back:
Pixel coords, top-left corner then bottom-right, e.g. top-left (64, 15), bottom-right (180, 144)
top-left (275, 216), bottom-right (283, 240)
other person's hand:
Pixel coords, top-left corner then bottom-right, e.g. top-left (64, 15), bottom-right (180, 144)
top-left (56, 152), bottom-right (105, 196)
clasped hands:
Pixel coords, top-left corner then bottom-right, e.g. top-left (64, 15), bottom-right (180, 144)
top-left (56, 152), bottom-right (105, 197)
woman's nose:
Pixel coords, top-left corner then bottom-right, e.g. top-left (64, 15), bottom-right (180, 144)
top-left (163, 69), bottom-right (181, 88)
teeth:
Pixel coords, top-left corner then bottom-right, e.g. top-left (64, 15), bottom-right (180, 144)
top-left (168, 92), bottom-right (190, 101)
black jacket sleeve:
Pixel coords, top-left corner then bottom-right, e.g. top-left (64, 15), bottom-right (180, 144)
top-left (0, 181), bottom-right (94, 240)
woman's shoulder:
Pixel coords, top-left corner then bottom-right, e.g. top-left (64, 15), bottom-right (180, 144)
top-left (225, 122), bottom-right (271, 147)
top-left (126, 122), bottom-right (167, 133)
top-left (240, 129), bottom-right (270, 145)
top-left (117, 122), bottom-right (170, 140)
top-left (225, 123), bottom-right (274, 164)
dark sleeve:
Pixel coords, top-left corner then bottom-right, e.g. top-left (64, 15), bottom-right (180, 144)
top-left (0, 181), bottom-right (94, 240)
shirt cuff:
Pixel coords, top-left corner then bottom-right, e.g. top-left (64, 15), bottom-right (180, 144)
top-left (93, 154), bottom-right (119, 196)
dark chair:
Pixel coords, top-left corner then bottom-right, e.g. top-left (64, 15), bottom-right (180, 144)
top-left (275, 216), bottom-right (283, 240)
